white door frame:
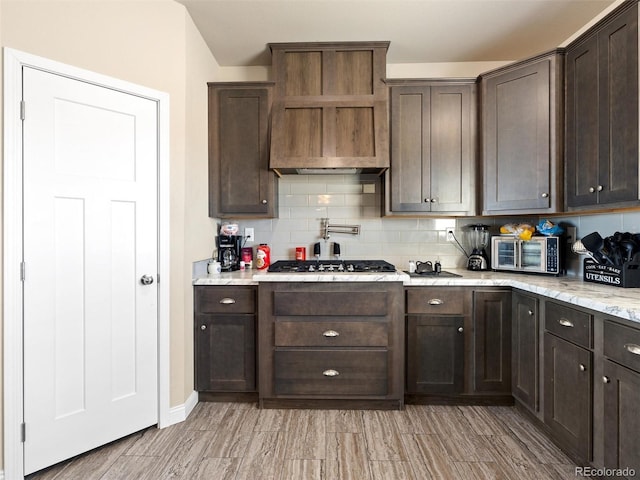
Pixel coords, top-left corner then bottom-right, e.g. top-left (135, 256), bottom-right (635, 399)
top-left (3, 48), bottom-right (172, 480)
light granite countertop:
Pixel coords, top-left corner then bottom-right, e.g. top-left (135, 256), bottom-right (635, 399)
top-left (193, 269), bottom-right (640, 324)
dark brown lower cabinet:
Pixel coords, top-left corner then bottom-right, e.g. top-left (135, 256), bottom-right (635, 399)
top-left (544, 333), bottom-right (592, 463)
top-left (473, 289), bottom-right (512, 393)
top-left (258, 282), bottom-right (404, 409)
top-left (406, 315), bottom-right (465, 394)
top-left (196, 314), bottom-right (256, 392)
top-left (512, 291), bottom-right (539, 413)
top-left (603, 360), bottom-right (640, 478)
top-left (194, 286), bottom-right (256, 393)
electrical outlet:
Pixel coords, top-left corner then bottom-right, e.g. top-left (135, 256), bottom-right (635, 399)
top-left (244, 227), bottom-right (255, 242)
top-left (446, 230), bottom-right (455, 242)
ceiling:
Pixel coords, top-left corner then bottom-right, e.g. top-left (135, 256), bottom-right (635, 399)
top-left (176, 0), bottom-right (616, 67)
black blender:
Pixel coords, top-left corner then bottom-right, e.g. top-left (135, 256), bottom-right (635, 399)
top-left (466, 224), bottom-right (490, 270)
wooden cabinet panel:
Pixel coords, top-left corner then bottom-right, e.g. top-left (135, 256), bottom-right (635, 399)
top-left (208, 83), bottom-right (278, 218)
top-left (406, 315), bottom-right (465, 394)
top-left (481, 50), bottom-right (563, 214)
top-left (512, 291), bottom-right (539, 412)
top-left (194, 286), bottom-right (257, 393)
top-left (545, 301), bottom-right (592, 349)
top-left (604, 320), bottom-right (640, 374)
top-left (194, 286), bottom-right (256, 314)
top-left (565, 35), bottom-right (599, 208)
top-left (544, 333), bottom-right (592, 463)
top-left (195, 313), bottom-right (256, 392)
top-left (406, 287), bottom-right (468, 315)
top-left (387, 81), bottom-right (475, 215)
top-left (603, 359), bottom-right (640, 476)
top-left (566, 2), bottom-right (639, 210)
top-left (270, 42), bottom-right (389, 174)
top-left (274, 350), bottom-right (388, 396)
top-left (258, 282), bottom-right (404, 408)
top-left (275, 321), bottom-right (388, 347)
top-left (473, 290), bottom-right (512, 393)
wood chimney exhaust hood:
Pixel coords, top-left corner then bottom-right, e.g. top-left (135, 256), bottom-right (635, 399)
top-left (268, 42), bottom-right (390, 175)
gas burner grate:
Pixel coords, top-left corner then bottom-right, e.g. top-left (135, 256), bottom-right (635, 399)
top-left (267, 260), bottom-right (397, 273)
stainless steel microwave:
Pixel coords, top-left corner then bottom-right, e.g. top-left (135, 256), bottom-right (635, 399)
top-left (491, 236), bottom-right (561, 275)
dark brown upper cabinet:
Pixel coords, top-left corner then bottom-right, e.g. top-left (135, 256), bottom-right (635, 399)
top-left (385, 80), bottom-right (476, 216)
top-left (268, 42), bottom-right (390, 174)
top-left (565, 2), bottom-right (639, 210)
top-left (208, 82), bottom-right (278, 218)
top-left (480, 50), bottom-right (564, 215)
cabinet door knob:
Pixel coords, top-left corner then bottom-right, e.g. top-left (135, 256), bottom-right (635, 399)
top-left (428, 298), bottom-right (443, 305)
top-left (323, 369), bottom-right (340, 377)
top-left (603, 376), bottom-right (610, 384)
top-left (219, 297), bottom-right (236, 304)
top-left (528, 310), bottom-right (534, 316)
top-left (424, 198), bottom-right (431, 203)
top-left (261, 199), bottom-right (268, 204)
top-left (597, 185), bottom-right (603, 192)
top-left (624, 343), bottom-right (640, 356)
top-left (541, 192), bottom-right (549, 198)
top-left (322, 330), bottom-right (340, 338)
top-left (558, 318), bottom-right (574, 328)
top-left (201, 325), bottom-right (207, 331)
top-left (458, 327), bottom-right (464, 333)
top-left (579, 363), bottom-right (586, 372)
top-left (430, 198), bottom-right (437, 203)
top-left (589, 187), bottom-right (596, 193)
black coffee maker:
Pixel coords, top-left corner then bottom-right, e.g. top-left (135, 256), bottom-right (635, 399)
top-left (216, 235), bottom-right (243, 271)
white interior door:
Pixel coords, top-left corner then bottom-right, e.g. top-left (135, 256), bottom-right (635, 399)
top-left (22, 66), bottom-right (159, 475)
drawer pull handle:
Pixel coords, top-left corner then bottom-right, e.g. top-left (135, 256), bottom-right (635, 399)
top-left (579, 363), bottom-right (586, 372)
top-left (219, 298), bottom-right (236, 305)
top-left (428, 298), bottom-right (443, 305)
top-left (624, 343), bottom-right (640, 356)
top-left (323, 369), bottom-right (340, 377)
top-left (603, 376), bottom-right (610, 384)
top-left (558, 318), bottom-right (574, 328)
top-left (323, 330), bottom-right (340, 338)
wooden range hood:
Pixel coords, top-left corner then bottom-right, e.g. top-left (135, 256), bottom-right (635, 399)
top-left (268, 41), bottom-right (390, 175)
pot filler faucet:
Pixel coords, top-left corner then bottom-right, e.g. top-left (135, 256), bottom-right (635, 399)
top-left (321, 217), bottom-right (360, 241)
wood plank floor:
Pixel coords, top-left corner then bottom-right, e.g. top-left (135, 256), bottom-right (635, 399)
top-left (27, 403), bottom-right (581, 480)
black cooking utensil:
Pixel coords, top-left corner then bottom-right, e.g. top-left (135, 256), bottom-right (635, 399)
top-left (581, 232), bottom-right (615, 267)
top-left (604, 236), bottom-right (623, 267)
top-left (313, 242), bottom-right (321, 259)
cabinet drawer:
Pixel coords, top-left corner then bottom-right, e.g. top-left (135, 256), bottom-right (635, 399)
top-left (604, 320), bottom-right (640, 373)
top-left (275, 321), bottom-right (388, 347)
top-left (195, 286), bottom-right (256, 314)
top-left (406, 288), bottom-right (466, 315)
top-left (545, 302), bottom-right (592, 348)
top-left (274, 350), bottom-right (388, 396)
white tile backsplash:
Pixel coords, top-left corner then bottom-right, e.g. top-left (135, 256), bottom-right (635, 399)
top-left (223, 174), bottom-right (640, 272)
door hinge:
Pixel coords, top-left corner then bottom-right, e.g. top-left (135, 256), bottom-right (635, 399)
top-left (21, 423), bottom-right (26, 443)
top-left (20, 100), bottom-right (25, 121)
top-left (20, 261), bottom-right (26, 282)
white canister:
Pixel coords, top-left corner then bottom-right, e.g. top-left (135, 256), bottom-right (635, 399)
top-left (207, 260), bottom-right (222, 276)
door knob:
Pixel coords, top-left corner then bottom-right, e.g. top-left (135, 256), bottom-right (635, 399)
top-left (140, 275), bottom-right (154, 285)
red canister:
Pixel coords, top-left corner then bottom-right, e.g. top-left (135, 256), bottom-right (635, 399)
top-left (295, 247), bottom-right (306, 261)
top-left (256, 244), bottom-right (270, 270)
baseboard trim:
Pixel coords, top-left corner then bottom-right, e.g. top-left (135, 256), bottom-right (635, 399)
top-left (164, 390), bottom-right (198, 427)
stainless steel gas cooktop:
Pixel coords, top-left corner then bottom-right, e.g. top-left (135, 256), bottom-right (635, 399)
top-left (268, 260), bottom-right (396, 273)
